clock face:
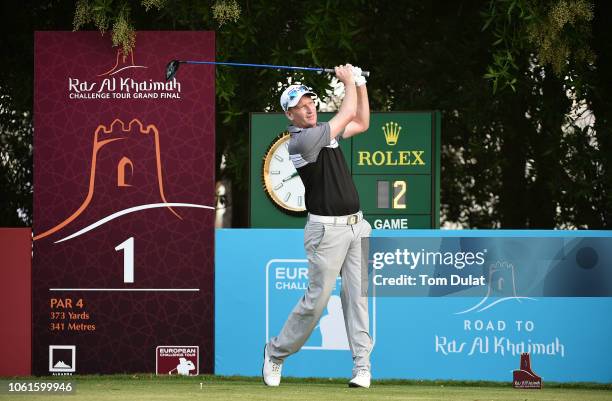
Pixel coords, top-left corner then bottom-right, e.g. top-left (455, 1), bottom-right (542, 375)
top-left (262, 133), bottom-right (306, 214)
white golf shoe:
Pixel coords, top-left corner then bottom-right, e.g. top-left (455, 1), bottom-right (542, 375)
top-left (262, 344), bottom-right (282, 386)
top-left (348, 369), bottom-right (371, 388)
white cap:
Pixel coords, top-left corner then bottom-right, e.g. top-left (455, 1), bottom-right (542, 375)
top-left (280, 84), bottom-right (317, 112)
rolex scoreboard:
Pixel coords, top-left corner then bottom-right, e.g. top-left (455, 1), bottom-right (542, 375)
top-left (250, 112), bottom-right (440, 228)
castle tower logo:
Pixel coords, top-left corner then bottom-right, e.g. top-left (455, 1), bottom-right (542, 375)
top-left (98, 48), bottom-right (147, 76)
top-left (455, 261), bottom-right (536, 315)
top-left (382, 122), bottom-right (402, 146)
top-left (33, 118), bottom-right (213, 243)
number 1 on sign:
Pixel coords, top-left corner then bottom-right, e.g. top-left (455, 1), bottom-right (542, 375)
top-left (115, 237), bottom-right (134, 283)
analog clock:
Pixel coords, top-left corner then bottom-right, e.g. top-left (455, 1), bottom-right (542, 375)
top-left (262, 132), bottom-right (307, 214)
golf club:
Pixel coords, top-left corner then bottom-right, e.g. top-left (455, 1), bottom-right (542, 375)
top-left (165, 59), bottom-right (370, 81)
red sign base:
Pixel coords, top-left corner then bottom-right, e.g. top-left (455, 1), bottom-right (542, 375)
top-left (513, 353), bottom-right (542, 389)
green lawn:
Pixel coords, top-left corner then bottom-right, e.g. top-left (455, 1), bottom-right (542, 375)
top-left (1, 375), bottom-right (611, 401)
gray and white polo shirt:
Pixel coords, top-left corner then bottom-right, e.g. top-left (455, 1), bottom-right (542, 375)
top-left (288, 122), bottom-right (360, 216)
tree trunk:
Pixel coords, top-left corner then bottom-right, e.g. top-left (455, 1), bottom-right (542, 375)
top-left (528, 70), bottom-right (568, 228)
top-left (498, 92), bottom-right (531, 228)
top-left (590, 0), bottom-right (612, 228)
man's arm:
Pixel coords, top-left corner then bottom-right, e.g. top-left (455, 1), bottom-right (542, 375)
top-left (328, 65), bottom-right (357, 139)
top-left (342, 84), bottom-right (369, 138)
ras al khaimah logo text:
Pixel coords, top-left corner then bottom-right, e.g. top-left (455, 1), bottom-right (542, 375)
top-left (68, 49), bottom-right (181, 100)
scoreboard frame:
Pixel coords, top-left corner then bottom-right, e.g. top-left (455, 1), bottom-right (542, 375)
top-left (249, 111), bottom-right (440, 229)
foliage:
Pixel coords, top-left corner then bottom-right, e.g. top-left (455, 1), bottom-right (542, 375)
top-left (0, 91), bottom-right (32, 225)
top-left (1, 0), bottom-right (610, 229)
top-left (73, 0), bottom-right (237, 55)
top-left (212, 0), bottom-right (241, 27)
top-left (527, 0), bottom-right (595, 75)
top-left (483, 0), bottom-right (594, 93)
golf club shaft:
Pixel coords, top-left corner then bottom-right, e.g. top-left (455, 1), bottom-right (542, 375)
top-left (179, 60), bottom-right (370, 77)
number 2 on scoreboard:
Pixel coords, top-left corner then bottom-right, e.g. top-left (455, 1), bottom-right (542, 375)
top-left (376, 180), bottom-right (407, 209)
top-left (114, 237), bottom-right (134, 283)
top-left (393, 180), bottom-right (407, 209)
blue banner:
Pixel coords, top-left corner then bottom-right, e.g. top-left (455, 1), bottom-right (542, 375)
top-left (215, 229), bottom-right (612, 383)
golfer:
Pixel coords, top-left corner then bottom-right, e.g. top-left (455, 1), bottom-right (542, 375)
top-left (263, 64), bottom-right (373, 388)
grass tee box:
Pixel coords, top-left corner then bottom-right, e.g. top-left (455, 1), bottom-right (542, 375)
top-left (2, 376), bottom-right (612, 401)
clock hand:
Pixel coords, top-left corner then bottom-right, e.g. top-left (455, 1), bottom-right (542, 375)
top-left (282, 172), bottom-right (299, 182)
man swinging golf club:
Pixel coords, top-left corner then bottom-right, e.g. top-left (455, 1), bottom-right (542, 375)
top-left (263, 64), bottom-right (373, 388)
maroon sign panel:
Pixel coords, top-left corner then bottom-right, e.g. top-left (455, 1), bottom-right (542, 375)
top-left (0, 229), bottom-right (32, 376)
top-left (33, 31), bottom-right (215, 375)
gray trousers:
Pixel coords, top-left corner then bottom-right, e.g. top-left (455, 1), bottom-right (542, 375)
top-left (268, 217), bottom-right (373, 374)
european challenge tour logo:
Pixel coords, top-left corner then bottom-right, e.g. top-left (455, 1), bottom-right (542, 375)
top-left (266, 259), bottom-right (375, 351)
top-left (156, 346), bottom-right (199, 376)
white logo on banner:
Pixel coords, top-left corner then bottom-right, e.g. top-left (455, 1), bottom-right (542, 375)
top-left (174, 358), bottom-right (196, 375)
top-left (67, 49), bottom-right (182, 100)
top-left (318, 295), bottom-right (350, 350)
top-left (455, 261), bottom-right (537, 315)
top-left (435, 261), bottom-right (565, 360)
top-left (265, 259), bottom-right (376, 351)
top-left (49, 345), bottom-right (76, 374)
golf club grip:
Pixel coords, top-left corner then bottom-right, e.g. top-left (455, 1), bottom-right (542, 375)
top-left (323, 68), bottom-right (370, 77)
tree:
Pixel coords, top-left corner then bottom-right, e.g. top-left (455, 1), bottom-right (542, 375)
top-left (480, 0), bottom-right (610, 228)
top-left (1, 0), bottom-right (610, 229)
top-left (0, 0), bottom-right (74, 225)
